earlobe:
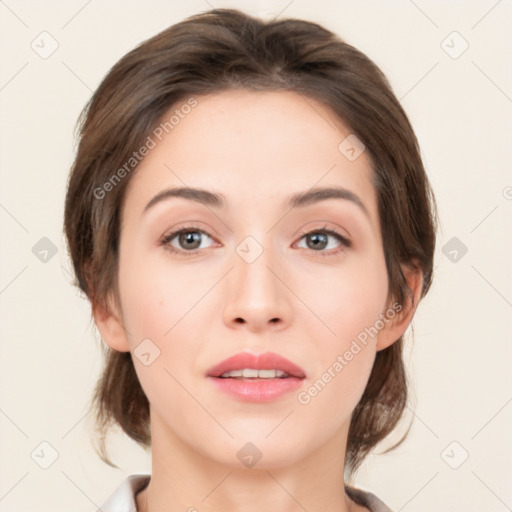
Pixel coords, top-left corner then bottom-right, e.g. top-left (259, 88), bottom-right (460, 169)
top-left (376, 263), bottom-right (424, 352)
top-left (92, 294), bottom-right (131, 353)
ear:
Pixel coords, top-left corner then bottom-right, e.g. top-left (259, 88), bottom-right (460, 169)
top-left (376, 263), bottom-right (424, 352)
top-left (92, 293), bottom-right (131, 353)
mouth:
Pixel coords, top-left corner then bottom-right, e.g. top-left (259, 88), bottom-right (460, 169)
top-left (207, 351), bottom-right (306, 379)
top-left (217, 368), bottom-right (292, 379)
top-left (206, 351), bottom-right (306, 402)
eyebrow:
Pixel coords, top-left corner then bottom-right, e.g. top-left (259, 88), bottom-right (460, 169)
top-left (144, 186), bottom-right (370, 218)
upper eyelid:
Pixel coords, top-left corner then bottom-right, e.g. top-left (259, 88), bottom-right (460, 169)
top-left (161, 226), bottom-right (215, 243)
top-left (298, 226), bottom-right (351, 243)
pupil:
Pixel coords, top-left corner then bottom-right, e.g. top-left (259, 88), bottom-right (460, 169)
top-left (308, 233), bottom-right (327, 250)
top-left (180, 231), bottom-right (201, 249)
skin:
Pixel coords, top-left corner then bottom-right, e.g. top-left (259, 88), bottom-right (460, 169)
top-left (94, 89), bottom-right (423, 512)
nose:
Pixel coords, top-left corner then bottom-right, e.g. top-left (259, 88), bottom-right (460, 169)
top-left (222, 239), bottom-right (293, 333)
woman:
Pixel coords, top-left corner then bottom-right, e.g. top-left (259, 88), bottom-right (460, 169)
top-left (64, 8), bottom-right (437, 512)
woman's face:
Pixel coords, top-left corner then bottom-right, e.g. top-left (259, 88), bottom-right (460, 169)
top-left (100, 89), bottom-right (402, 468)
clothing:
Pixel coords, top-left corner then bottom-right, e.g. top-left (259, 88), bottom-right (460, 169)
top-left (345, 484), bottom-right (393, 512)
top-left (100, 474), bottom-right (393, 512)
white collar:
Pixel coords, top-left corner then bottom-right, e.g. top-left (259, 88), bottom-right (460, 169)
top-left (100, 474), bottom-right (150, 512)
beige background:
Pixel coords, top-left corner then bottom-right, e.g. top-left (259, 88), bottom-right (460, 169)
top-left (1, 1), bottom-right (511, 511)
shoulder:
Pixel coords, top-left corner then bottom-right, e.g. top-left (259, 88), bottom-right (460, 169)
top-left (345, 484), bottom-right (394, 512)
top-left (100, 474), bottom-right (151, 512)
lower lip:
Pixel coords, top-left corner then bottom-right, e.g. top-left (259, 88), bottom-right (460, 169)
top-left (208, 376), bottom-right (304, 402)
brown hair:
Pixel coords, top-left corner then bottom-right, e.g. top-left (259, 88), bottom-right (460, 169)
top-left (64, 8), bottom-right (437, 479)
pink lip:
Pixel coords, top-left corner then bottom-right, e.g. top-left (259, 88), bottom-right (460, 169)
top-left (206, 351), bottom-right (306, 403)
top-left (207, 351), bottom-right (306, 378)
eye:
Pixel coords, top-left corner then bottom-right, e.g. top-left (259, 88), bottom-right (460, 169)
top-left (160, 224), bottom-right (352, 257)
top-left (295, 226), bottom-right (352, 255)
top-left (160, 225), bottom-right (217, 255)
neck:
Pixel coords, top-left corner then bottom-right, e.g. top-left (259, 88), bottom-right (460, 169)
top-left (135, 410), bottom-right (362, 512)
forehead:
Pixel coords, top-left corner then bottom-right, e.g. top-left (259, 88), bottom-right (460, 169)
top-left (122, 89), bottom-right (379, 230)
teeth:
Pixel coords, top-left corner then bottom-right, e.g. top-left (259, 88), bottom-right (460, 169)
top-left (220, 368), bottom-right (289, 379)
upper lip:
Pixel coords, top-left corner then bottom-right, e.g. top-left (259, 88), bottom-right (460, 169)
top-left (207, 351), bottom-right (306, 379)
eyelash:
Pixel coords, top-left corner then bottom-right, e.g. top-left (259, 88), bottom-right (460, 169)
top-left (160, 224), bottom-right (352, 257)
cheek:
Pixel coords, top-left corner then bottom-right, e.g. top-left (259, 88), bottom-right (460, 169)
top-left (117, 251), bottom-right (210, 402)
top-left (117, 247), bottom-right (194, 339)
top-left (297, 279), bottom-right (386, 420)
top-left (119, 275), bottom-right (168, 340)
top-left (117, 261), bottom-right (195, 403)
top-left (299, 251), bottom-right (389, 341)
top-left (298, 251), bottom-right (388, 395)
top-left (297, 345), bottom-right (375, 435)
